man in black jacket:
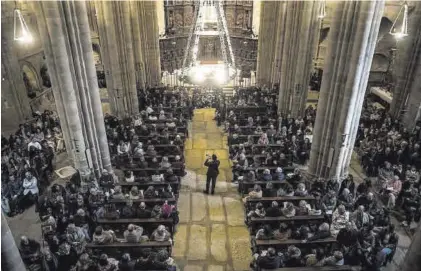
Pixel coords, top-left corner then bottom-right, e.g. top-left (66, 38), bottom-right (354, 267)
top-left (203, 154), bottom-right (220, 195)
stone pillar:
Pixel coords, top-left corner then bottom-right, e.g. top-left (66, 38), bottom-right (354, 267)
top-left (34, 1), bottom-right (112, 176)
top-left (389, 3), bottom-right (421, 129)
top-left (308, 0), bottom-right (384, 179)
top-left (95, 1), bottom-right (139, 117)
top-left (277, 1), bottom-right (320, 117)
top-left (401, 224), bottom-right (421, 271)
top-left (140, 1), bottom-right (162, 87)
top-left (129, 1), bottom-right (146, 91)
top-left (1, 212), bottom-right (26, 271)
top-left (256, 1), bottom-right (278, 86)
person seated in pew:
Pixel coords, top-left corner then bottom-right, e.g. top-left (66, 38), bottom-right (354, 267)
top-left (99, 169), bottom-right (115, 191)
top-left (319, 251), bottom-right (345, 266)
top-left (133, 142), bottom-right (144, 157)
top-left (284, 245), bottom-right (303, 267)
top-left (150, 135), bottom-right (160, 145)
top-left (160, 156), bottom-right (171, 169)
top-left (255, 126), bottom-right (264, 135)
top-left (253, 247), bottom-right (283, 270)
top-left (144, 186), bottom-right (157, 199)
top-left (173, 135), bottom-right (183, 146)
top-left (266, 201), bottom-right (282, 217)
top-left (75, 253), bottom-right (96, 271)
top-left (124, 171), bottom-right (135, 183)
top-left (331, 204), bottom-right (350, 237)
top-left (146, 145), bottom-right (157, 157)
top-left (272, 167), bottom-right (286, 182)
top-left (92, 226), bottom-right (118, 244)
top-left (247, 202), bottom-right (266, 219)
top-left (19, 236), bottom-right (42, 269)
top-left (112, 186), bottom-right (125, 200)
top-left (242, 170), bottom-right (256, 183)
top-left (149, 157), bottom-right (159, 168)
top-left (152, 170), bottom-right (164, 182)
top-left (258, 132), bottom-right (269, 145)
top-left (138, 124), bottom-right (149, 136)
top-left (164, 169), bottom-right (179, 183)
top-left (104, 203), bottom-right (120, 220)
top-left (261, 169), bottom-right (272, 182)
top-left (302, 222), bottom-right (331, 242)
top-left (322, 189), bottom-right (337, 214)
top-left (96, 253), bottom-right (118, 271)
top-left (121, 199), bottom-right (136, 218)
top-left (351, 205), bottom-right (370, 229)
top-left (124, 224), bottom-right (146, 243)
top-left (296, 200), bottom-right (311, 215)
top-left (337, 188), bottom-right (355, 211)
top-left (263, 182), bottom-right (278, 197)
top-left (282, 202), bottom-right (296, 217)
top-left (294, 183), bottom-right (309, 197)
top-left (151, 225), bottom-right (171, 242)
top-left (157, 186), bottom-right (174, 199)
top-left (136, 202), bottom-right (152, 219)
top-left (137, 156), bottom-right (149, 169)
top-left (172, 155), bottom-right (185, 176)
top-left (243, 184), bottom-right (263, 203)
top-left (246, 135), bottom-right (254, 146)
top-left (117, 140), bottom-right (131, 157)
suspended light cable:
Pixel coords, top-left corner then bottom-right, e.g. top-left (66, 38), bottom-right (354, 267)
top-left (389, 1), bottom-right (409, 39)
top-left (14, 8), bottom-right (32, 43)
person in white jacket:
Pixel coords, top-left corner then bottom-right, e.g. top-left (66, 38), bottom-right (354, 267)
top-left (22, 171), bottom-right (39, 209)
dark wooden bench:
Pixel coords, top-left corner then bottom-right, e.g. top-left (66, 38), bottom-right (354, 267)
top-left (109, 198), bottom-right (176, 206)
top-left (86, 241), bottom-right (172, 256)
top-left (118, 181), bottom-right (180, 194)
top-left (254, 237), bottom-right (336, 250)
top-left (260, 265), bottom-right (355, 271)
top-left (249, 215), bottom-right (326, 232)
top-left (245, 196), bottom-right (315, 210)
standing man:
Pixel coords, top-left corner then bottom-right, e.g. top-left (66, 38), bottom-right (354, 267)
top-left (204, 154), bottom-right (220, 195)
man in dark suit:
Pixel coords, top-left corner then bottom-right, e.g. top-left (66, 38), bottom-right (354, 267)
top-left (203, 154), bottom-right (220, 195)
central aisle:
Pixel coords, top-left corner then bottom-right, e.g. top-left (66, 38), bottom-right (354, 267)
top-left (173, 108), bottom-right (252, 271)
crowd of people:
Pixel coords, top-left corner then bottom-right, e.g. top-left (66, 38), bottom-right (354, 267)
top-left (356, 102), bottom-right (421, 228)
top-left (223, 88), bottom-right (401, 271)
top-left (2, 110), bottom-right (62, 216)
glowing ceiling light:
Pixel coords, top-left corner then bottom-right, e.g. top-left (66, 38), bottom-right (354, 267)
top-left (14, 9), bottom-right (33, 43)
top-left (389, 2), bottom-right (409, 39)
top-left (318, 0), bottom-right (327, 19)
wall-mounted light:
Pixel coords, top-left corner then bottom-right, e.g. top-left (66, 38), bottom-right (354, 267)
top-left (389, 2), bottom-right (409, 39)
top-left (14, 9), bottom-right (33, 43)
top-left (318, 0), bottom-right (327, 19)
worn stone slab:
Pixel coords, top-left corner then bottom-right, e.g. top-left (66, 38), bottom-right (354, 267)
top-left (213, 149), bottom-right (229, 160)
top-left (185, 138), bottom-right (193, 150)
top-left (172, 224), bottom-right (187, 257)
top-left (215, 181), bottom-right (228, 193)
top-left (211, 224), bottom-right (228, 262)
top-left (184, 265), bottom-right (203, 271)
top-left (193, 138), bottom-right (207, 149)
top-left (216, 170), bottom-right (227, 182)
top-left (186, 157), bottom-right (204, 169)
top-left (218, 159), bottom-right (230, 169)
top-left (178, 192), bottom-right (191, 223)
top-left (208, 195), bottom-right (225, 221)
top-left (193, 113), bottom-right (204, 121)
top-left (192, 192), bottom-right (207, 221)
top-left (228, 226), bottom-right (252, 271)
top-left (193, 122), bottom-right (206, 131)
top-left (181, 170), bottom-right (197, 190)
top-left (208, 265), bottom-right (224, 271)
top-left (192, 132), bottom-right (206, 140)
top-left (223, 197), bottom-right (245, 226)
top-left (207, 138), bottom-right (223, 149)
top-left (185, 149), bottom-right (204, 158)
top-left (187, 225), bottom-right (208, 260)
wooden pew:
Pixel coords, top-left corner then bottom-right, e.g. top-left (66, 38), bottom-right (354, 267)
top-left (249, 215), bottom-right (326, 233)
top-left (86, 241), bottom-right (172, 257)
top-left (254, 237), bottom-right (336, 251)
top-left (96, 218), bottom-right (174, 236)
top-left (109, 197), bottom-right (176, 206)
top-left (260, 265), bottom-right (355, 271)
top-left (119, 167), bottom-right (182, 175)
top-left (118, 181), bottom-right (180, 194)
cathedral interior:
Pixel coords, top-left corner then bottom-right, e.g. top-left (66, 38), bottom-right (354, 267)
top-left (1, 1), bottom-right (421, 271)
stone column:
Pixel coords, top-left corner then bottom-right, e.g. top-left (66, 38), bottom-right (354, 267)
top-left (34, 1), bottom-right (112, 176)
top-left (401, 224), bottom-right (421, 271)
top-left (1, 212), bottom-right (26, 271)
top-left (256, 1), bottom-right (278, 86)
top-left (276, 0), bottom-right (320, 118)
top-left (389, 3), bottom-right (421, 129)
top-left (95, 1), bottom-right (139, 117)
top-left (130, 1), bottom-right (146, 91)
top-left (308, 0), bottom-right (384, 179)
top-left (140, 1), bottom-right (162, 87)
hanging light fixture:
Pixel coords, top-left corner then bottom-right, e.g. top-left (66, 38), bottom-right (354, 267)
top-left (389, 2), bottom-right (409, 39)
top-left (14, 8), bottom-right (33, 43)
top-left (318, 0), bottom-right (327, 19)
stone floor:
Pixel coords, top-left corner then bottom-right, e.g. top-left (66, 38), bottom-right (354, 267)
top-left (173, 108), bottom-right (252, 271)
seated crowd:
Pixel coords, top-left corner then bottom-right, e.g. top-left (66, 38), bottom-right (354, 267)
top-left (225, 89), bottom-right (400, 271)
top-left (16, 87), bottom-right (191, 271)
top-left (356, 102), bottom-right (421, 227)
top-left (2, 110), bottom-right (62, 216)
